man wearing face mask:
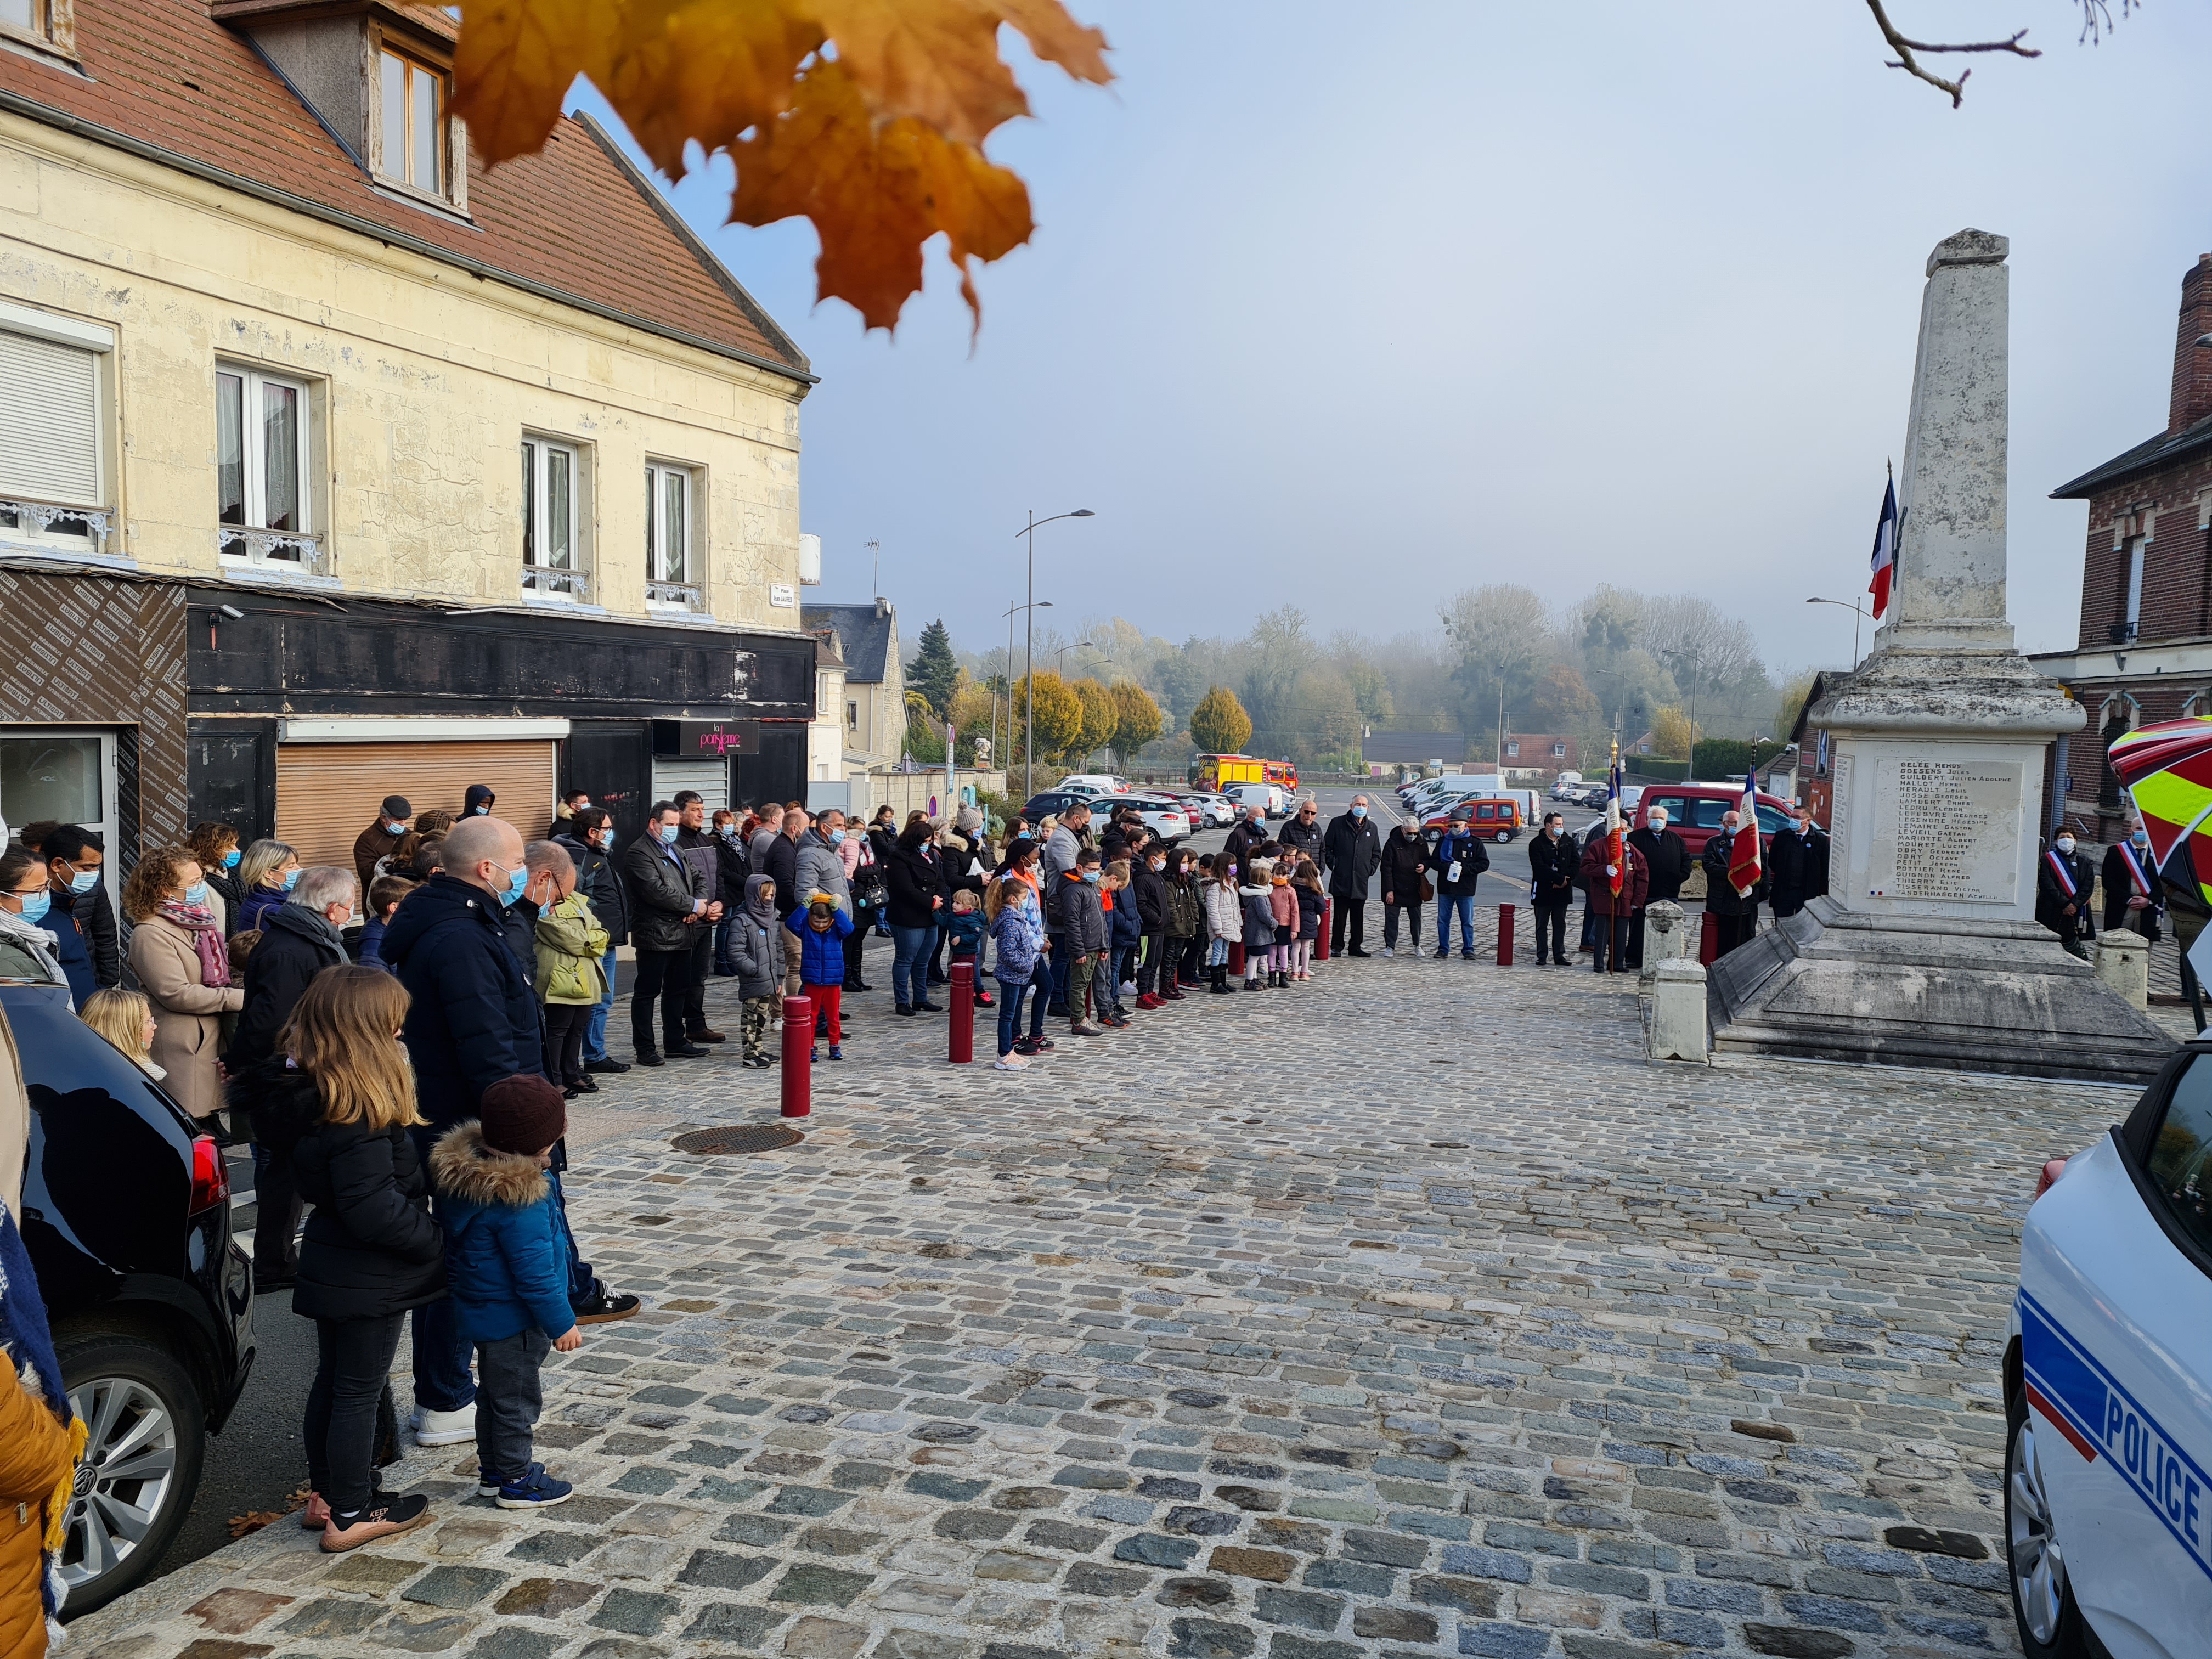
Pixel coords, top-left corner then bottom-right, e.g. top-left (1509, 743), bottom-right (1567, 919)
top-left (1282, 798), bottom-right (1324, 863)
top-left (1222, 803), bottom-right (1268, 882)
top-left (1624, 805), bottom-right (1691, 970)
top-left (622, 800), bottom-right (714, 1064)
top-left (1322, 794), bottom-right (1384, 957)
top-left (670, 792), bottom-right (728, 1046)
top-left (2036, 826), bottom-right (2097, 960)
top-left (2103, 820), bottom-right (2164, 941)
top-left (555, 808), bottom-right (630, 1074)
top-left (37, 824), bottom-right (113, 1004)
top-left (1765, 805), bottom-right (1830, 921)
top-left (352, 794), bottom-right (413, 898)
top-left (381, 813), bottom-right (562, 1440)
top-left (550, 787), bottom-right (592, 841)
top-left (1527, 811), bottom-right (1580, 966)
top-left (464, 782), bottom-right (497, 817)
top-left (1699, 809), bottom-right (1767, 956)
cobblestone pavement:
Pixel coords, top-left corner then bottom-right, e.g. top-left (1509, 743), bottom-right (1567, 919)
top-left (76, 934), bottom-right (2135, 1659)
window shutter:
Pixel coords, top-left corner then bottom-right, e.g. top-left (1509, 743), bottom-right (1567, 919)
top-left (0, 329), bottom-right (99, 506)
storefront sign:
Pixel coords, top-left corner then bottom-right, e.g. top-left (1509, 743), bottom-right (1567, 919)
top-left (653, 719), bottom-right (759, 758)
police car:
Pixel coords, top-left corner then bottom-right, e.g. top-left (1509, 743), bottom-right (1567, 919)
top-left (2010, 1040), bottom-right (2212, 1657)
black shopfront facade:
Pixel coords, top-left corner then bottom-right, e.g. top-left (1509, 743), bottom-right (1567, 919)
top-left (185, 588), bottom-right (815, 859)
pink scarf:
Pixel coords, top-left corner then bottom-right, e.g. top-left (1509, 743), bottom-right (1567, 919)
top-left (157, 899), bottom-right (230, 988)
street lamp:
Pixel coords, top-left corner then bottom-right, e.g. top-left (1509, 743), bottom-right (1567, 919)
top-left (1054, 639), bottom-right (1094, 674)
top-left (998, 599), bottom-right (1053, 773)
top-left (1018, 508), bottom-right (1096, 798)
top-left (1805, 595), bottom-right (1873, 668)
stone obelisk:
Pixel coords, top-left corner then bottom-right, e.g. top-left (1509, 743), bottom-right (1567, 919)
top-left (1708, 230), bottom-right (2174, 1084)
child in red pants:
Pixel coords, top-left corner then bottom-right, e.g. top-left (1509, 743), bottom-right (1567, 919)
top-left (785, 896), bottom-right (854, 1061)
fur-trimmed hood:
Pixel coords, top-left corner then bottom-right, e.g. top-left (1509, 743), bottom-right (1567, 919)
top-left (430, 1120), bottom-right (550, 1210)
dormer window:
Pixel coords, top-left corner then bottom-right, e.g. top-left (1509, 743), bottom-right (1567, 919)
top-left (378, 49), bottom-right (445, 196)
top-left (0, 0), bottom-right (74, 57)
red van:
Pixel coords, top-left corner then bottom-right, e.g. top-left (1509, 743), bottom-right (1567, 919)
top-left (1633, 784), bottom-right (1796, 857)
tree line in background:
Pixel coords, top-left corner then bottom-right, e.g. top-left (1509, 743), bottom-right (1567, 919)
top-left (900, 586), bottom-right (1805, 779)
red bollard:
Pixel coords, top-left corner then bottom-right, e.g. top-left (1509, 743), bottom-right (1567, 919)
top-left (1229, 941), bottom-right (1245, 978)
top-left (1496, 903), bottom-right (1515, 967)
top-left (1698, 911), bottom-right (1719, 967)
top-left (780, 994), bottom-right (812, 1117)
top-left (949, 960), bottom-right (975, 1064)
top-left (1315, 901), bottom-right (1331, 962)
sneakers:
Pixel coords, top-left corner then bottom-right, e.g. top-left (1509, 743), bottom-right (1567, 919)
top-left (1119, 980), bottom-right (1138, 998)
top-left (322, 1492), bottom-right (432, 1551)
top-left (828, 1046), bottom-right (843, 1061)
top-left (993, 1052), bottom-right (1029, 1070)
top-left (298, 1491), bottom-right (332, 1530)
top-left (413, 1404), bottom-right (476, 1446)
top-left (574, 1290), bottom-right (642, 1324)
top-left (1381, 946), bottom-right (1393, 958)
top-left (1136, 993), bottom-right (1164, 1010)
top-left (493, 1463), bottom-right (574, 1510)
top-left (1013, 1035), bottom-right (1054, 1054)
top-left (742, 1052), bottom-right (770, 1068)
top-left (1069, 1021), bottom-right (1103, 1036)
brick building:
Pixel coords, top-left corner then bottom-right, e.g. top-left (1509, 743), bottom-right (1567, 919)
top-left (2032, 253), bottom-right (2212, 839)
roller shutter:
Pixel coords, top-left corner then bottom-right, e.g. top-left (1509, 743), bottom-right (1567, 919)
top-left (275, 740), bottom-right (559, 871)
top-left (649, 757), bottom-right (728, 814)
top-left (0, 329), bottom-right (100, 506)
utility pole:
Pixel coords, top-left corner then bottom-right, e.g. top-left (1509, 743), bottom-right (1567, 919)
top-left (867, 538), bottom-right (880, 599)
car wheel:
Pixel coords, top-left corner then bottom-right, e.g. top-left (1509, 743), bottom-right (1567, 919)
top-left (1495, 829), bottom-right (1514, 843)
top-left (2005, 1392), bottom-right (2091, 1658)
top-left (55, 1333), bottom-right (206, 1616)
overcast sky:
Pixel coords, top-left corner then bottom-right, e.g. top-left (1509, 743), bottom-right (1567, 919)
top-left (579, 1), bottom-right (2212, 676)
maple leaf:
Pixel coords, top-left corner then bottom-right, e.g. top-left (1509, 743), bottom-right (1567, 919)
top-left (453, 0), bottom-right (1110, 332)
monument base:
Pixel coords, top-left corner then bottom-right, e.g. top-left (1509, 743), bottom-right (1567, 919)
top-left (1707, 896), bottom-right (2176, 1086)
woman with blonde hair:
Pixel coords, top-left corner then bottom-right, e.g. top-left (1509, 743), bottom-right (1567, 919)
top-left (122, 845), bottom-right (242, 1124)
top-left (270, 966), bottom-right (444, 1551)
top-left (81, 987), bottom-right (161, 1079)
top-left (236, 838), bottom-right (300, 932)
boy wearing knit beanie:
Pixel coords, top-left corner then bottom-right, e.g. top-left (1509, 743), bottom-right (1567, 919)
top-left (430, 1074), bottom-right (581, 1509)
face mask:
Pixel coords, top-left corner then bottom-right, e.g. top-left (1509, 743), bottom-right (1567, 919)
top-left (1081, 869), bottom-right (1101, 883)
top-left (574, 800), bottom-right (591, 812)
top-left (222, 848), bottom-right (241, 870)
top-left (281, 867), bottom-right (301, 891)
top-left (1351, 805), bottom-right (1367, 819)
top-left (1149, 859), bottom-right (1165, 872)
top-left (2056, 837), bottom-right (2076, 854)
top-left (2134, 831), bottom-right (2151, 848)
top-left (1546, 826), bottom-right (1561, 838)
top-left (14, 890), bottom-right (48, 924)
top-left (68, 869), bottom-right (98, 894)
top-left (658, 823), bottom-right (679, 845)
top-left (830, 829), bottom-right (847, 846)
top-left (473, 804), bottom-right (490, 815)
top-left (598, 831), bottom-right (616, 849)
top-left (185, 881), bottom-right (209, 907)
top-left (491, 862), bottom-right (529, 907)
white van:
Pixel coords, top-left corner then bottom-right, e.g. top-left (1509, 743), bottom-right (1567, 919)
top-left (1057, 775), bottom-right (1127, 797)
top-left (1229, 783), bottom-right (1286, 819)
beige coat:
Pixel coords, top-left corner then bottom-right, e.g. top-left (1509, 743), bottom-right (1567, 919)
top-left (127, 915), bottom-right (242, 1120)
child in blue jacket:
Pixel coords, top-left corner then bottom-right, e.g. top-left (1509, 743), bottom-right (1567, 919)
top-left (430, 1074), bottom-right (581, 1510)
top-left (785, 895), bottom-right (854, 1061)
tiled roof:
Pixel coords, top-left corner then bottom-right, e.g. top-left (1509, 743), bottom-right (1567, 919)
top-left (0, 1), bottom-right (809, 380)
top-left (803, 603), bottom-right (893, 681)
top-left (2051, 414), bottom-right (2212, 500)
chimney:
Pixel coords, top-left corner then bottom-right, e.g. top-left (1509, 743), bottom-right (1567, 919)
top-left (2171, 254), bottom-right (2212, 435)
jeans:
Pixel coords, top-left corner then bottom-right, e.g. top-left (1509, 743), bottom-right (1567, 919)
top-left (1383, 903), bottom-right (1422, 949)
top-left (250, 1141), bottom-right (302, 1283)
top-left (714, 913), bottom-right (739, 974)
top-left (1533, 900), bottom-right (1570, 962)
top-left (584, 946), bottom-right (617, 1062)
top-left (890, 924), bottom-right (934, 1009)
top-left (1435, 894), bottom-right (1476, 955)
top-left (475, 1328), bottom-right (551, 1479)
top-left (995, 974), bottom-right (1032, 1055)
top-left (306, 1312), bottom-right (406, 1511)
top-left (407, 1125), bottom-right (476, 1413)
top-left (631, 947), bottom-right (693, 1054)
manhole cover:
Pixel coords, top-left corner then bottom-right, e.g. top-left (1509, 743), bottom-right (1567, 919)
top-left (672, 1125), bottom-right (805, 1155)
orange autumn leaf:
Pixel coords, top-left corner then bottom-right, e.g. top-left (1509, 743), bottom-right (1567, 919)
top-left (452, 0), bottom-right (1111, 331)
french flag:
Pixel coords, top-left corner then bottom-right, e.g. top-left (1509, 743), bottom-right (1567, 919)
top-left (1729, 768), bottom-right (1763, 894)
top-left (1868, 472), bottom-right (1899, 621)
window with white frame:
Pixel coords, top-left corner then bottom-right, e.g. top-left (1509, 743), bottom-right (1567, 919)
top-left (217, 364), bottom-right (317, 569)
top-left (1551, 741), bottom-right (1566, 758)
top-left (0, 313), bottom-right (112, 554)
top-left (645, 461), bottom-right (699, 607)
top-left (847, 700), bottom-right (859, 732)
top-left (521, 435), bottom-right (585, 598)
top-left (1504, 740), bottom-right (1520, 758)
top-left (377, 49), bottom-right (447, 198)
top-left (2123, 534), bottom-right (2148, 638)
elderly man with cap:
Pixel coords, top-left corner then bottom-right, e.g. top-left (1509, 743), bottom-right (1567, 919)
top-left (353, 795), bottom-right (412, 900)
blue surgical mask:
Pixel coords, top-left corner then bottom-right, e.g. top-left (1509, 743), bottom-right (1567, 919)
top-left (386, 820), bottom-right (407, 835)
top-left (658, 823), bottom-right (679, 845)
top-left (496, 863), bottom-right (529, 907)
top-left (1352, 805), bottom-right (1367, 819)
top-left (474, 804), bottom-right (490, 815)
top-left (280, 867), bottom-right (301, 891)
top-left (67, 869), bottom-right (98, 894)
top-left (2133, 831), bottom-right (2151, 848)
top-left (830, 829), bottom-right (847, 846)
top-left (222, 848), bottom-right (241, 870)
top-left (185, 881), bottom-right (209, 907)
top-left (1081, 868), bottom-right (1101, 883)
top-left (15, 890), bottom-right (48, 924)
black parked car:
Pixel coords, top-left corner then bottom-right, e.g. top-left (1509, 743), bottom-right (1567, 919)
top-left (1019, 791), bottom-right (1087, 823)
top-left (4, 981), bottom-right (256, 1613)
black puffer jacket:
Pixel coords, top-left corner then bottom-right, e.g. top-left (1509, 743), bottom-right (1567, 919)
top-left (381, 874), bottom-right (544, 1129)
top-left (884, 840), bottom-right (946, 929)
top-left (227, 1053), bottom-right (324, 1160)
top-left (290, 1111), bottom-right (447, 1321)
top-left (1131, 862), bottom-right (1167, 932)
top-left (1379, 827), bottom-right (1426, 906)
top-left (227, 904), bottom-right (346, 1070)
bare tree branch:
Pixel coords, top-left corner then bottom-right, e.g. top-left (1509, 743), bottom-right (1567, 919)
top-left (1865, 0), bottom-right (2039, 107)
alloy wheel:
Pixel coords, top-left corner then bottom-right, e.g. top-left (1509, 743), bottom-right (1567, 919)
top-left (2009, 1417), bottom-right (2067, 1646)
top-left (61, 1376), bottom-right (180, 1595)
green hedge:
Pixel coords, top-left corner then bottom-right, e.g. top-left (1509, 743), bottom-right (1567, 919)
top-left (1627, 759), bottom-right (1688, 783)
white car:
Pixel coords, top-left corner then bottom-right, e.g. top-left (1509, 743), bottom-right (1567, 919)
top-left (1057, 774), bottom-right (1127, 797)
top-left (1089, 794), bottom-right (1193, 843)
top-left (2007, 1044), bottom-right (2212, 1657)
top-left (1172, 792), bottom-right (1238, 828)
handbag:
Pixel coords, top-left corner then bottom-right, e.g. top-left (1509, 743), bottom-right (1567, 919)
top-left (1419, 874), bottom-right (1435, 902)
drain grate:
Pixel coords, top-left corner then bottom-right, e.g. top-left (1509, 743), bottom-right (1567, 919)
top-left (672, 1125), bottom-right (805, 1156)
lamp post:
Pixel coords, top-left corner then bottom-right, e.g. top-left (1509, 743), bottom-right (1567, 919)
top-left (1805, 595), bottom-right (1873, 668)
top-left (1054, 640), bottom-right (1094, 674)
top-left (998, 599), bottom-right (1053, 775)
top-left (1018, 508), bottom-right (1096, 799)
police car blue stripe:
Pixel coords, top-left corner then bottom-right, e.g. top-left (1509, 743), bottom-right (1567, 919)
top-left (2020, 1289), bottom-right (2212, 1584)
